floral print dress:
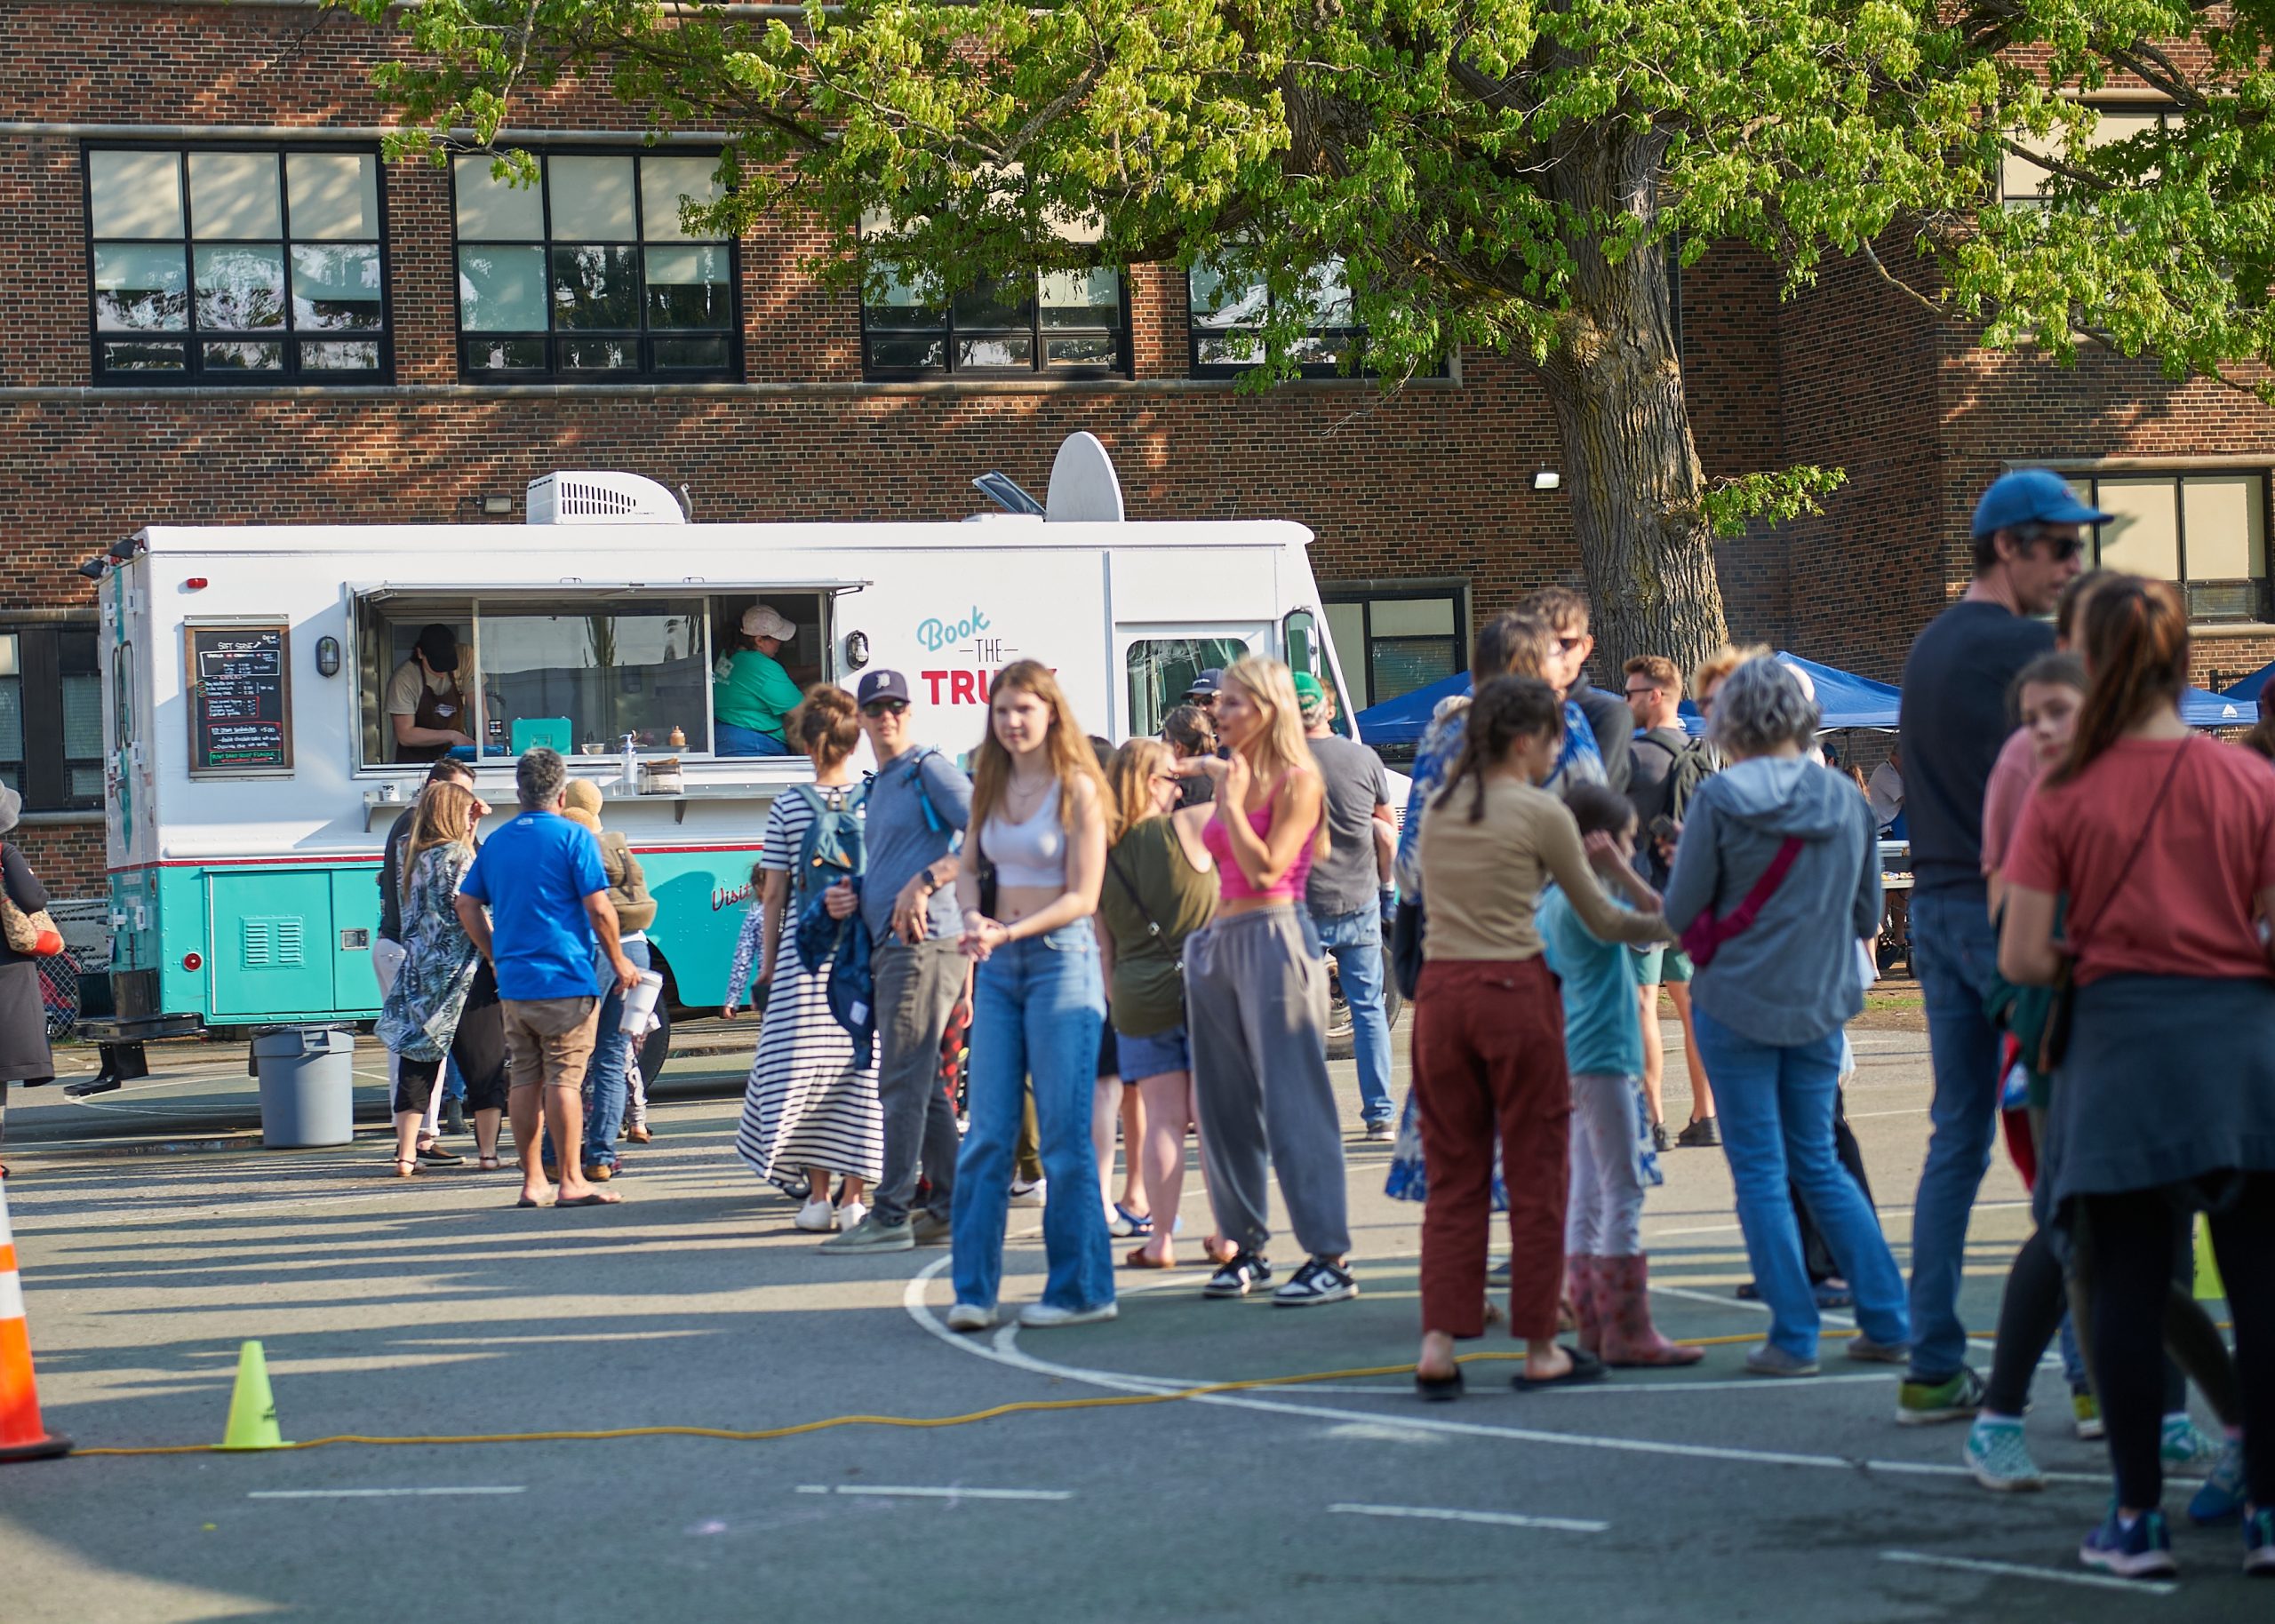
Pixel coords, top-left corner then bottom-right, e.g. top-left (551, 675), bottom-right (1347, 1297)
top-left (375, 845), bottom-right (480, 1064)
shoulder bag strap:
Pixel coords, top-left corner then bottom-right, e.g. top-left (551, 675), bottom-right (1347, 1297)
top-left (1105, 846), bottom-right (1166, 940)
top-left (2071, 737), bottom-right (2192, 950)
top-left (1719, 836), bottom-right (1806, 938)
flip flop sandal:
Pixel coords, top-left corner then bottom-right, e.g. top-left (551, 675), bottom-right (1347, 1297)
top-left (557, 1193), bottom-right (619, 1207)
top-left (394, 1159), bottom-right (419, 1178)
top-left (478, 1156), bottom-right (505, 1171)
top-left (515, 1196), bottom-right (545, 1208)
top-left (1510, 1347), bottom-right (1608, 1391)
top-left (1124, 1246), bottom-right (1173, 1270)
top-left (1111, 1204), bottom-right (1154, 1238)
top-left (1414, 1367), bottom-right (1465, 1403)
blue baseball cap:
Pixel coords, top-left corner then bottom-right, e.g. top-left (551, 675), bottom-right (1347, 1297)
top-left (1972, 468), bottom-right (2109, 537)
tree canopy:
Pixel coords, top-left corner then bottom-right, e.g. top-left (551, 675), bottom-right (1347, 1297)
top-left (344, 0), bottom-right (2275, 666)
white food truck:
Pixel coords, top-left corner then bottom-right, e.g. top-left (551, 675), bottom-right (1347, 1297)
top-left (77, 434), bottom-right (1377, 1084)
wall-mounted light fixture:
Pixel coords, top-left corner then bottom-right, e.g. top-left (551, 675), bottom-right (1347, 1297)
top-left (483, 494), bottom-right (514, 516)
top-left (315, 635), bottom-right (341, 678)
top-left (844, 631), bottom-right (871, 670)
top-left (1532, 471), bottom-right (1562, 491)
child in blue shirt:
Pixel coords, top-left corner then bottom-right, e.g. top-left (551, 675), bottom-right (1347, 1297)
top-left (1537, 782), bottom-right (1701, 1368)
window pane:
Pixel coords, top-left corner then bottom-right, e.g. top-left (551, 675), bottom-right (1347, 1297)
top-left (188, 152), bottom-right (282, 240)
top-left (644, 244), bottom-right (730, 328)
top-left (866, 263), bottom-right (942, 326)
top-left (68, 766), bottom-right (103, 800)
top-left (1371, 637), bottom-right (1458, 704)
top-left (291, 243), bottom-right (383, 330)
top-left (300, 338), bottom-right (381, 371)
top-left (1322, 602), bottom-right (1368, 707)
top-left (1371, 595), bottom-right (1456, 637)
top-left (0, 634), bottom-right (17, 678)
top-left (2182, 475), bottom-right (2266, 582)
top-left (464, 336), bottom-right (547, 371)
top-left (88, 150), bottom-right (183, 238)
top-left (286, 152), bottom-right (379, 240)
top-left (192, 243), bottom-right (285, 330)
top-left (93, 243), bottom-right (188, 330)
top-left (867, 334), bottom-right (945, 370)
top-left (1044, 334), bottom-right (1118, 366)
top-left (202, 339), bottom-right (284, 371)
top-left (458, 245), bottom-right (547, 330)
top-left (478, 605), bottom-right (709, 752)
top-left (1040, 267), bottom-right (1120, 328)
top-left (953, 273), bottom-right (1033, 330)
top-left (2095, 477), bottom-right (2182, 579)
top-left (653, 335), bottom-right (730, 370)
top-left (1290, 329), bottom-right (1358, 370)
top-left (559, 335), bottom-right (637, 370)
top-left (641, 155), bottom-right (722, 241)
top-left (61, 672), bottom-right (101, 759)
top-left (958, 333), bottom-right (1034, 369)
top-left (1125, 638), bottom-right (1253, 740)
top-left (454, 155), bottom-right (545, 241)
top-left (0, 674), bottom-right (20, 767)
top-left (1189, 261), bottom-right (1265, 325)
top-left (551, 245), bottom-right (641, 329)
top-left (1298, 259), bottom-right (1354, 326)
top-left (1195, 329), bottom-right (1263, 367)
top-left (548, 156), bottom-right (637, 241)
top-left (101, 340), bottom-right (186, 371)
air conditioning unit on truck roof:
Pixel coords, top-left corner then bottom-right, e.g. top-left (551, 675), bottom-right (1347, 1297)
top-left (525, 471), bottom-right (687, 525)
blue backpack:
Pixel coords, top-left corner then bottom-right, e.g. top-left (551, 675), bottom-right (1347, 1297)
top-left (789, 783), bottom-right (866, 908)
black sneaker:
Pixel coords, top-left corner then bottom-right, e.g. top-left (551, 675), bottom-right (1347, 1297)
top-left (415, 1142), bottom-right (464, 1166)
top-left (1676, 1116), bottom-right (1720, 1149)
top-left (1202, 1252), bottom-right (1271, 1299)
top-left (1273, 1257), bottom-right (1359, 1307)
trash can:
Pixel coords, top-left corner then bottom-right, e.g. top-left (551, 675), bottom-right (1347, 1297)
top-left (251, 1025), bottom-right (356, 1149)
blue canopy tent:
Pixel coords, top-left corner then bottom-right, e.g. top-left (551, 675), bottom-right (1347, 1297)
top-left (1351, 669), bottom-right (1468, 747)
top-left (2222, 660), bottom-right (2275, 704)
top-left (2186, 686), bottom-right (2257, 727)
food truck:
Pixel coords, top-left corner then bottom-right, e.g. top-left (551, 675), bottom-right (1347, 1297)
top-left (77, 434), bottom-right (1371, 1082)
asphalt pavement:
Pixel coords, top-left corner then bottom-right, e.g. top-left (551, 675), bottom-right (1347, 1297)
top-left (0, 1011), bottom-right (2261, 1622)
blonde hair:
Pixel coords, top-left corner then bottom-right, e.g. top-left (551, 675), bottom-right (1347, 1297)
top-left (1220, 656), bottom-right (1309, 784)
top-left (1692, 642), bottom-right (1773, 702)
top-left (1108, 737), bottom-right (1174, 844)
top-left (400, 780), bottom-right (480, 900)
top-left (970, 660), bottom-right (1116, 842)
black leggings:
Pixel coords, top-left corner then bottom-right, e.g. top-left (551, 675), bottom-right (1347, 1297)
top-left (2080, 1175), bottom-right (2275, 1510)
top-left (391, 967), bottom-right (507, 1116)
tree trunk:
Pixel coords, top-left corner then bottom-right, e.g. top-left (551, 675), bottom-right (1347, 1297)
top-left (1539, 127), bottom-right (1729, 682)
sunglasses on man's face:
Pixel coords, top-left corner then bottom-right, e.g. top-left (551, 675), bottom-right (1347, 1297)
top-left (862, 699), bottom-right (909, 718)
top-left (1624, 683), bottom-right (1661, 699)
top-left (2035, 536), bottom-right (2084, 562)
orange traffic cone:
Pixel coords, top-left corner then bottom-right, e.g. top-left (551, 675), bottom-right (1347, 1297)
top-left (0, 1178), bottom-right (71, 1463)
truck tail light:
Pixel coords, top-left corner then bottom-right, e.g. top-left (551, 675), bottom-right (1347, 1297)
top-left (182, 951), bottom-right (203, 971)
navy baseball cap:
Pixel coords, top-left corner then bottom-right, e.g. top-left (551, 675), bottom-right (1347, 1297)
top-left (857, 669), bottom-right (912, 708)
top-left (1972, 468), bottom-right (2109, 537)
top-left (1185, 668), bottom-right (1224, 697)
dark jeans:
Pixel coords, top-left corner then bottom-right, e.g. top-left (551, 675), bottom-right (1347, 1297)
top-left (868, 936), bottom-right (967, 1227)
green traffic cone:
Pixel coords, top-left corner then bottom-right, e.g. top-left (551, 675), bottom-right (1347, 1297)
top-left (220, 1340), bottom-right (287, 1450)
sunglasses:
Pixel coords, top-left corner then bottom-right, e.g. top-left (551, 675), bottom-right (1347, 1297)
top-left (2037, 537), bottom-right (2084, 562)
top-left (1623, 684), bottom-right (1660, 699)
top-left (861, 699), bottom-right (909, 718)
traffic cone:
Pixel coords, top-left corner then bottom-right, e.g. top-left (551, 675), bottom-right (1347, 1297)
top-left (220, 1340), bottom-right (286, 1450)
top-left (0, 1179), bottom-right (71, 1463)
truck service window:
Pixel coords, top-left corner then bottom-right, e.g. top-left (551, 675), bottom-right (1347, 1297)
top-left (475, 603), bottom-right (709, 759)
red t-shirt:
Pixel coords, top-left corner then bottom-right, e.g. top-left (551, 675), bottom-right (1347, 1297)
top-left (2005, 736), bottom-right (2275, 984)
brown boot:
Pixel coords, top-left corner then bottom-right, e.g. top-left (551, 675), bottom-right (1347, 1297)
top-left (1567, 1255), bottom-right (1605, 1356)
top-left (1598, 1254), bottom-right (1704, 1367)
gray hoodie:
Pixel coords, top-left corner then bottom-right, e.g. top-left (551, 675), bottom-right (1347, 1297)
top-left (1662, 756), bottom-right (1881, 1047)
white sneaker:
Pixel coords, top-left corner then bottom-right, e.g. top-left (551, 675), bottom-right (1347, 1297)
top-left (1009, 1178), bottom-right (1047, 1207)
top-left (1018, 1301), bottom-right (1119, 1328)
top-left (794, 1197), bottom-right (836, 1232)
top-left (836, 1199), bottom-right (869, 1234)
top-left (946, 1302), bottom-right (998, 1333)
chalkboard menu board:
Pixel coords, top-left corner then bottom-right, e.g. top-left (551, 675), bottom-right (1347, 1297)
top-left (186, 623), bottom-right (292, 776)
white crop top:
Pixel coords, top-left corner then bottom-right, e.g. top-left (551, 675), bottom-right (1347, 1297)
top-left (982, 781), bottom-right (1066, 888)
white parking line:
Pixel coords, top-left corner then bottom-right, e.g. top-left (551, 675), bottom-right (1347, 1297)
top-left (1330, 1502), bottom-right (1607, 1534)
top-left (248, 1487), bottom-right (524, 1500)
top-left (1879, 1549), bottom-right (2176, 1596)
top-left (794, 1485), bottom-right (1071, 1501)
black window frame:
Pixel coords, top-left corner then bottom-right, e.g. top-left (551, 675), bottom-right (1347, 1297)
top-left (1321, 585), bottom-right (1469, 712)
top-left (0, 622), bottom-right (104, 812)
top-left (82, 140), bottom-right (395, 387)
top-left (858, 262), bottom-right (1132, 381)
top-left (449, 147), bottom-right (743, 384)
top-left (1186, 258), bottom-right (1368, 379)
top-left (2068, 468), bottom-right (2272, 625)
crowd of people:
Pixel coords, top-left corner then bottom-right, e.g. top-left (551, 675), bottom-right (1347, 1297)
top-left (359, 467), bottom-right (2270, 1584)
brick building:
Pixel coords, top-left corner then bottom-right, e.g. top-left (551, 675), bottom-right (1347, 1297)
top-left (5, 0), bottom-right (2274, 906)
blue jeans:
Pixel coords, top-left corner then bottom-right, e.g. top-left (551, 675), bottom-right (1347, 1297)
top-left (583, 935), bottom-right (649, 1170)
top-left (1313, 905), bottom-right (1393, 1127)
top-left (1906, 888), bottom-right (2003, 1381)
top-left (1693, 1007), bottom-right (1910, 1361)
top-left (951, 924), bottom-right (1114, 1313)
top-left (716, 723), bottom-right (790, 756)
top-left (443, 1055), bottom-right (466, 1103)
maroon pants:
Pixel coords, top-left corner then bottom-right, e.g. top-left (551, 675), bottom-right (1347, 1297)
top-left (1413, 958), bottom-right (1571, 1341)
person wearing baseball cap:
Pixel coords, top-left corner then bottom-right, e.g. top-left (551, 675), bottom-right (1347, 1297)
top-left (1183, 668), bottom-right (1224, 712)
top-left (387, 621), bottom-right (478, 763)
top-left (1894, 466), bottom-right (2105, 1423)
top-left (714, 603), bottom-right (803, 756)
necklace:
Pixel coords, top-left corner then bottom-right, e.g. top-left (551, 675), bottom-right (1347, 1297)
top-left (1003, 771), bottom-right (1052, 816)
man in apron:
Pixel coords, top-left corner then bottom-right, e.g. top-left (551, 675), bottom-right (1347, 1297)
top-left (388, 623), bottom-right (475, 763)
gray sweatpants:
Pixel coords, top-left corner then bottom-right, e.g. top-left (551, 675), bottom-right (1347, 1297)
top-left (868, 935), bottom-right (969, 1228)
top-left (1185, 905), bottom-right (1352, 1260)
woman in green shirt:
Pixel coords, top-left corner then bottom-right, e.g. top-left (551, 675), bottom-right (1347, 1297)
top-left (715, 605), bottom-right (803, 756)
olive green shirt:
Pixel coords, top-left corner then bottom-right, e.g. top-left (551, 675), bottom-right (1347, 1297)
top-left (1098, 816), bottom-right (1217, 1036)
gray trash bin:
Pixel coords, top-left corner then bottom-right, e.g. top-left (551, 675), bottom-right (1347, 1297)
top-left (251, 1025), bottom-right (356, 1148)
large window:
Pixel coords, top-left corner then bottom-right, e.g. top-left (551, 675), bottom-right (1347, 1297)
top-left (84, 145), bottom-right (389, 383)
top-left (1322, 589), bottom-right (1466, 712)
top-left (1189, 258), bottom-right (1365, 376)
top-left (0, 625), bottom-right (102, 810)
top-left (862, 266), bottom-right (1128, 378)
top-left (2063, 472), bottom-right (2271, 623)
top-left (2000, 105), bottom-right (2171, 204)
top-left (452, 153), bottom-right (738, 380)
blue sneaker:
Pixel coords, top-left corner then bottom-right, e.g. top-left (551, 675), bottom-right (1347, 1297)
top-left (2191, 1435), bottom-right (2247, 1525)
top-left (2246, 1507), bottom-right (2274, 1577)
top-left (2162, 1413), bottom-right (2223, 1469)
top-left (2079, 1508), bottom-right (2177, 1580)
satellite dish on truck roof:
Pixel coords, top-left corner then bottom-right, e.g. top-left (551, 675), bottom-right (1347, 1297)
top-left (1044, 432), bottom-right (1125, 522)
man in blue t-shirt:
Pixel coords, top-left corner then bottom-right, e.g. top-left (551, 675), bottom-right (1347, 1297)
top-left (820, 670), bottom-right (976, 1254)
top-left (458, 746), bottom-right (638, 1210)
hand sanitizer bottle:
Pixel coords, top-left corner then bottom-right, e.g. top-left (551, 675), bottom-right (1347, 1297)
top-left (620, 732), bottom-right (638, 790)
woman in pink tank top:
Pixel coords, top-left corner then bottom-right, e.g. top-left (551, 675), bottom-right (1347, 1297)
top-left (1179, 657), bottom-right (1355, 1306)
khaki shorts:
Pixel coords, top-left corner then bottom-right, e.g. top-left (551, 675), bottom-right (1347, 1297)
top-left (499, 996), bottom-right (601, 1093)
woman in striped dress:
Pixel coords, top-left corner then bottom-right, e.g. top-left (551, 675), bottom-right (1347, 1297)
top-left (727, 687), bottom-right (884, 1232)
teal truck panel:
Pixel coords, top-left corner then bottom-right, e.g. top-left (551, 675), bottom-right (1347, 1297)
top-left (206, 869), bottom-right (338, 1019)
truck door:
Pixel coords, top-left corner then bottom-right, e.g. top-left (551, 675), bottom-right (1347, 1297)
top-left (1114, 625), bottom-right (1265, 740)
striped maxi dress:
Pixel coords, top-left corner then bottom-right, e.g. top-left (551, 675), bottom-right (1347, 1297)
top-left (730, 788), bottom-right (884, 1191)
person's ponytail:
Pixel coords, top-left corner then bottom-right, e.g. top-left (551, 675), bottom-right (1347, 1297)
top-left (2049, 574), bottom-right (2188, 788)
